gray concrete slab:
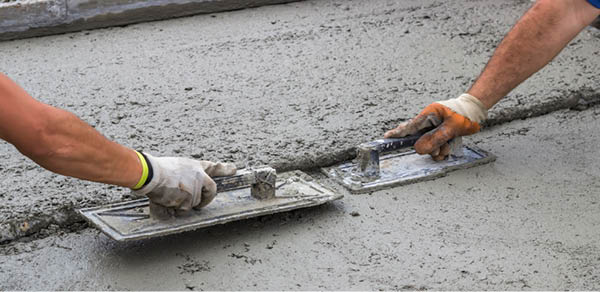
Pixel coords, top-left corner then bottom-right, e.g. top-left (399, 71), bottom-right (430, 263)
top-left (1, 105), bottom-right (600, 290)
top-left (0, 0), bottom-right (598, 242)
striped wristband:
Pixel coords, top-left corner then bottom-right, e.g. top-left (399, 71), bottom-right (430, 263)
top-left (132, 150), bottom-right (153, 190)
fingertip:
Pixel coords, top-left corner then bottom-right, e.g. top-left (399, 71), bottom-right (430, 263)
top-left (219, 162), bottom-right (237, 176)
top-left (439, 143), bottom-right (451, 157)
top-left (203, 161), bottom-right (238, 177)
top-left (431, 154), bottom-right (446, 161)
top-left (383, 130), bottom-right (395, 138)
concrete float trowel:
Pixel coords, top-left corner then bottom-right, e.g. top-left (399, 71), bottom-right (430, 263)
top-left (79, 167), bottom-right (342, 241)
top-left (322, 132), bottom-right (496, 193)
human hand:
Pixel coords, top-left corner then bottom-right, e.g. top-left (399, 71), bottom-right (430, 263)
top-left (384, 93), bottom-right (487, 161)
top-left (132, 153), bottom-right (237, 219)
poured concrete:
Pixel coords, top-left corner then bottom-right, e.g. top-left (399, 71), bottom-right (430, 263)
top-left (1, 0), bottom-right (599, 242)
top-left (2, 106), bottom-right (600, 290)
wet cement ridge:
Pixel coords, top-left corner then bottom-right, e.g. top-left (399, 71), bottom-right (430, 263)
top-left (273, 88), bottom-right (600, 172)
top-left (1, 88), bottom-right (599, 244)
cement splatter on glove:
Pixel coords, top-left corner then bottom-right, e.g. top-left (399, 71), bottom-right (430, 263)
top-left (132, 152), bottom-right (237, 220)
top-left (384, 93), bottom-right (487, 161)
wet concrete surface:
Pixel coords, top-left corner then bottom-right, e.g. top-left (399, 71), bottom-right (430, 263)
top-left (1, 0), bottom-right (600, 241)
top-left (0, 0), bottom-right (599, 288)
top-left (2, 106), bottom-right (600, 290)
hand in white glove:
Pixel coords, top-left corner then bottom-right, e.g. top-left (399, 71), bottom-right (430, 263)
top-left (132, 152), bottom-right (237, 219)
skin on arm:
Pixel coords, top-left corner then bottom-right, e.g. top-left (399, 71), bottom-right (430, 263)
top-left (0, 73), bottom-right (142, 188)
top-left (469, 0), bottom-right (600, 109)
top-left (385, 0), bottom-right (600, 160)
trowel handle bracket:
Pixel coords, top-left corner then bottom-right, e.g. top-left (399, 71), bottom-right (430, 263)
top-left (214, 166), bottom-right (277, 199)
top-left (356, 134), bottom-right (422, 178)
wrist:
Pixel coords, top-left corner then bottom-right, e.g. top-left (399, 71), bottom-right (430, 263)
top-left (131, 150), bottom-right (154, 190)
top-left (436, 93), bottom-right (488, 124)
top-left (466, 88), bottom-right (496, 110)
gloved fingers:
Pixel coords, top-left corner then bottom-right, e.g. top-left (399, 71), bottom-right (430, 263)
top-left (430, 143), bottom-right (451, 161)
top-left (384, 113), bottom-right (441, 138)
top-left (198, 161), bottom-right (237, 177)
top-left (384, 120), bottom-right (414, 138)
top-left (149, 201), bottom-right (194, 220)
top-left (414, 122), bottom-right (456, 155)
top-left (149, 201), bottom-right (176, 220)
top-left (439, 142), bottom-right (451, 157)
top-left (431, 154), bottom-right (446, 161)
top-left (195, 176), bottom-right (218, 209)
top-left (146, 186), bottom-right (188, 208)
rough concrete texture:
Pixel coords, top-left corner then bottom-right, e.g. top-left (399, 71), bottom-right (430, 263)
top-left (0, 0), bottom-right (599, 284)
top-left (0, 0), bottom-right (301, 41)
top-left (1, 0), bottom-right (599, 242)
top-left (2, 106), bottom-right (600, 290)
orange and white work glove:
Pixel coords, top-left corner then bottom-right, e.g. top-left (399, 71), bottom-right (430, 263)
top-left (384, 93), bottom-right (487, 161)
top-left (131, 152), bottom-right (237, 219)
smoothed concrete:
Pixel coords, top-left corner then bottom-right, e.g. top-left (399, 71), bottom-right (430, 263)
top-left (1, 106), bottom-right (600, 290)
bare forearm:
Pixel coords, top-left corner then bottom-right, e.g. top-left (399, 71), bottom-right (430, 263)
top-left (0, 74), bottom-right (141, 188)
top-left (29, 106), bottom-right (142, 187)
top-left (468, 0), bottom-right (600, 109)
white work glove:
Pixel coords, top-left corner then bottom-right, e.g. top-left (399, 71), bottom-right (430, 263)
top-left (133, 153), bottom-right (237, 219)
top-left (385, 93), bottom-right (487, 160)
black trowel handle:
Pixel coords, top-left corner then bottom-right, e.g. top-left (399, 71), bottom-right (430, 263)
top-left (358, 133), bottom-right (423, 153)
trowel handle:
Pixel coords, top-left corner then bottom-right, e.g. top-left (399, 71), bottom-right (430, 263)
top-left (356, 134), bottom-right (424, 178)
top-left (212, 166), bottom-right (276, 199)
top-left (358, 134), bottom-right (423, 153)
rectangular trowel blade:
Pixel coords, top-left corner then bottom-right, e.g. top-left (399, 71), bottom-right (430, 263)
top-left (322, 136), bottom-right (496, 193)
top-left (79, 170), bottom-right (342, 241)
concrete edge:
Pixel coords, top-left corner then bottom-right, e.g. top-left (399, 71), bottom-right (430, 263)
top-left (0, 0), bottom-right (303, 42)
top-left (2, 88), bottom-right (598, 244)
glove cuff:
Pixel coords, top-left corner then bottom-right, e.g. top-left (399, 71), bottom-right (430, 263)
top-left (436, 93), bottom-right (488, 124)
top-left (131, 152), bottom-right (161, 196)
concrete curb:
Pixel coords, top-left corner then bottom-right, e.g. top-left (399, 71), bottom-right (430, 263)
top-left (0, 0), bottom-right (301, 41)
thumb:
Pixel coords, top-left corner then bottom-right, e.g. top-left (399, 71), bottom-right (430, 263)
top-left (414, 121), bottom-right (456, 155)
top-left (198, 161), bottom-right (237, 177)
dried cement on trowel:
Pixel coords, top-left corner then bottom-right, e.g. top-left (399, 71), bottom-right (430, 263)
top-left (325, 146), bottom-right (496, 193)
top-left (79, 175), bottom-right (342, 241)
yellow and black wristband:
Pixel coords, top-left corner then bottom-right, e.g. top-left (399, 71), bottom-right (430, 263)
top-left (132, 151), bottom-right (154, 190)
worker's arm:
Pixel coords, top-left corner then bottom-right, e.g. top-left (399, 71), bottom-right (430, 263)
top-left (468, 0), bottom-right (600, 109)
top-left (0, 73), bottom-right (143, 187)
top-left (385, 0), bottom-right (600, 160)
top-left (0, 73), bottom-right (235, 212)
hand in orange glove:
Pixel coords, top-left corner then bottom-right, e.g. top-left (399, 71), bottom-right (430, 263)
top-left (384, 93), bottom-right (488, 161)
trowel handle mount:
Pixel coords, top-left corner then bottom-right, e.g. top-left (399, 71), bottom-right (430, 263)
top-left (213, 166), bottom-right (277, 199)
top-left (355, 134), bottom-right (424, 178)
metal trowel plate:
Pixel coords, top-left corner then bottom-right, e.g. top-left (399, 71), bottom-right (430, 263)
top-left (323, 145), bottom-right (496, 193)
top-left (79, 176), bottom-right (342, 241)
